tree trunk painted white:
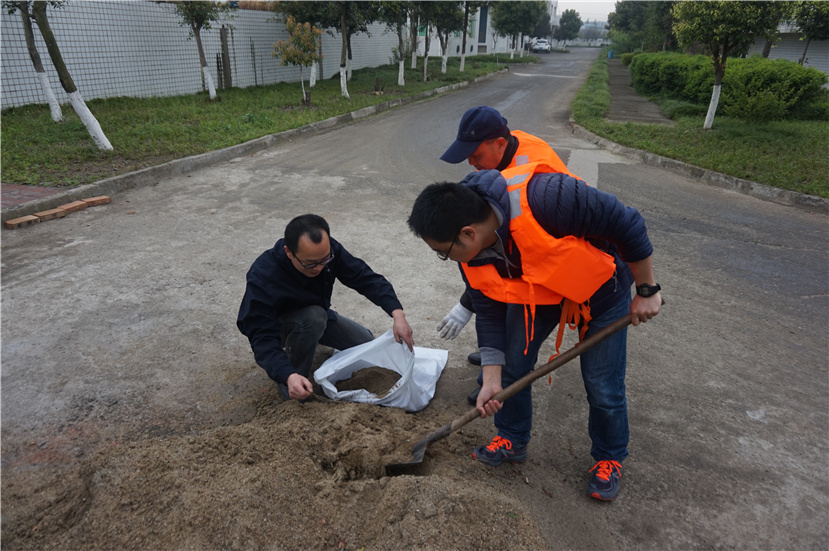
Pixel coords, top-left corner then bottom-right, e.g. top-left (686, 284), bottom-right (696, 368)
top-left (202, 65), bottom-right (216, 100)
top-left (36, 71), bottom-right (62, 122)
top-left (397, 59), bottom-right (405, 86)
top-left (460, 52), bottom-right (466, 72)
top-left (339, 66), bottom-right (350, 99)
top-left (20, 6), bottom-right (62, 122)
top-left (704, 84), bottom-right (721, 130)
top-left (441, 53), bottom-right (447, 74)
top-left (411, 48), bottom-right (417, 69)
top-left (347, 57), bottom-right (352, 81)
top-left (309, 61), bottom-right (317, 88)
top-left (68, 90), bottom-right (112, 151)
top-left (300, 66), bottom-right (305, 103)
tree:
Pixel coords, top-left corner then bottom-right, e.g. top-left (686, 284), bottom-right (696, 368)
top-left (491, 1), bottom-right (546, 59)
top-left (409, 2), bottom-right (421, 69)
top-left (340, 2), bottom-right (378, 82)
top-left (431, 1), bottom-right (464, 74)
top-left (273, 1), bottom-right (339, 85)
top-left (172, 1), bottom-right (234, 101)
top-left (273, 16), bottom-right (321, 105)
top-left (327, 2), bottom-right (379, 97)
top-left (792, 1), bottom-right (829, 65)
top-left (377, 1), bottom-right (412, 86)
top-left (5, 0), bottom-right (112, 149)
top-left (3, 0), bottom-right (62, 122)
top-left (554, 8), bottom-right (582, 45)
top-left (337, 2), bottom-right (351, 97)
top-left (608, 1), bottom-right (676, 52)
top-left (416, 1), bottom-right (437, 81)
top-left (460, 1), bottom-right (484, 72)
top-left (759, 2), bottom-right (792, 58)
top-left (532, 11), bottom-right (552, 40)
top-left (608, 0), bottom-right (649, 51)
top-left (648, 1), bottom-right (677, 51)
top-left (673, 1), bottom-right (789, 129)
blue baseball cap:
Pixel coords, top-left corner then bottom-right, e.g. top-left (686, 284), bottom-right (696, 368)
top-left (440, 106), bottom-right (509, 164)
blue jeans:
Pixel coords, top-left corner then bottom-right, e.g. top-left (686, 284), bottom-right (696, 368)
top-left (494, 293), bottom-right (631, 462)
top-left (279, 306), bottom-right (374, 379)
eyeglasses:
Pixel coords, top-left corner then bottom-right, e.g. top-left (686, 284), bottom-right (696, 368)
top-left (295, 251), bottom-right (335, 269)
top-left (436, 235), bottom-right (458, 261)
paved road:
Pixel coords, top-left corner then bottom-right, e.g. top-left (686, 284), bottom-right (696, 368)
top-left (2, 48), bottom-right (827, 548)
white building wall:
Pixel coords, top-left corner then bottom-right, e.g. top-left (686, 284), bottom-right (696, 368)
top-left (416, 4), bottom-right (523, 59)
top-left (747, 32), bottom-right (829, 75)
top-left (0, 1), bottom-right (399, 109)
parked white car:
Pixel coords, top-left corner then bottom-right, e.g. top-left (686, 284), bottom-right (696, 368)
top-left (532, 39), bottom-right (551, 53)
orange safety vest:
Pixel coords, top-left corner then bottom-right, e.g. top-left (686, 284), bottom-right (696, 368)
top-left (507, 130), bottom-right (579, 179)
top-left (461, 162), bottom-right (616, 356)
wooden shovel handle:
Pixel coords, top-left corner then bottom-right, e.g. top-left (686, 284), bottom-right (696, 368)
top-left (447, 314), bottom-right (633, 434)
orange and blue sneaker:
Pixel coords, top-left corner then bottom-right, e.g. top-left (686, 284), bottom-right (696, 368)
top-left (587, 460), bottom-right (623, 501)
top-left (471, 436), bottom-right (528, 467)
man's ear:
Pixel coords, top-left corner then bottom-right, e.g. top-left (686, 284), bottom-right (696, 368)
top-left (283, 245), bottom-right (293, 259)
top-left (459, 225), bottom-right (477, 242)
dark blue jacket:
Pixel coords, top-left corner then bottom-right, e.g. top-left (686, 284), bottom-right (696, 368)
top-left (237, 237), bottom-right (403, 383)
top-left (460, 169), bottom-right (653, 357)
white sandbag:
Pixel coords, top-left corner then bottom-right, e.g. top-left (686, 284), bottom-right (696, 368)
top-left (314, 330), bottom-right (448, 412)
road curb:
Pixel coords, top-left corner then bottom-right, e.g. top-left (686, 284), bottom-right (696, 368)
top-left (572, 124), bottom-right (828, 215)
top-left (1, 69), bottom-right (508, 223)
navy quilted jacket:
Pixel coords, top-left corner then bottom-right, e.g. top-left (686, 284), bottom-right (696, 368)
top-left (237, 237), bottom-right (403, 384)
top-left (459, 169), bottom-right (653, 355)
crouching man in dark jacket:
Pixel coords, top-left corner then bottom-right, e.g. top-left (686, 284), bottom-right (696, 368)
top-left (407, 164), bottom-right (661, 501)
top-left (237, 214), bottom-right (414, 401)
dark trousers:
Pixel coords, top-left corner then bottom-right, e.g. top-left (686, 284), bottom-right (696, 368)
top-left (494, 293), bottom-right (631, 462)
top-left (279, 305), bottom-right (374, 379)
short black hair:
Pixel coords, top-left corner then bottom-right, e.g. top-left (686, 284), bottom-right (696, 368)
top-left (284, 214), bottom-right (329, 253)
top-left (408, 183), bottom-right (490, 242)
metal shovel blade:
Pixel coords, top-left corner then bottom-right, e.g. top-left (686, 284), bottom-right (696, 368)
top-left (385, 315), bottom-right (633, 477)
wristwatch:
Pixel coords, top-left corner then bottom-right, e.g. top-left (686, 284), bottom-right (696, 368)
top-left (636, 283), bottom-right (661, 297)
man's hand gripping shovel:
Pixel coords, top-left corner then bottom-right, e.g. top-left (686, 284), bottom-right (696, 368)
top-left (386, 300), bottom-right (663, 477)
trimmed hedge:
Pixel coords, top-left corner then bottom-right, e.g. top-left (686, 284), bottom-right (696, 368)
top-left (629, 52), bottom-right (829, 121)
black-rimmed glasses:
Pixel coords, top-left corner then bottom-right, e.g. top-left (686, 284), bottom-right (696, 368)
top-left (296, 252), bottom-right (335, 269)
top-left (436, 235), bottom-right (458, 261)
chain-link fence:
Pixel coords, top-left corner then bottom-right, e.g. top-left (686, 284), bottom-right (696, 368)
top-left (1, 1), bottom-right (398, 110)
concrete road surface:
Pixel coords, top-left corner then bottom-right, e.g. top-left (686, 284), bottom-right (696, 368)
top-left (2, 48), bottom-right (827, 548)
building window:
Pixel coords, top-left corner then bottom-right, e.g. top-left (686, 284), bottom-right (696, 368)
top-left (478, 6), bottom-right (488, 43)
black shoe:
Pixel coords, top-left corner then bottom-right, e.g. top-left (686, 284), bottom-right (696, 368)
top-left (467, 352), bottom-right (482, 365)
top-left (467, 386), bottom-right (481, 406)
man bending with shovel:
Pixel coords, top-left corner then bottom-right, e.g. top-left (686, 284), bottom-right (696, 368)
top-left (407, 163), bottom-right (661, 501)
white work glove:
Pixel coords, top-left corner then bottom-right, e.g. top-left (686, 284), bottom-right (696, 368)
top-left (437, 302), bottom-right (473, 340)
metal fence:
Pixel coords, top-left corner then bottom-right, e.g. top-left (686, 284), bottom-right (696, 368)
top-left (0, 1), bottom-right (399, 110)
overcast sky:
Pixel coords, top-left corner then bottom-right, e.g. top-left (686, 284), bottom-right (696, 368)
top-left (558, 1), bottom-right (617, 23)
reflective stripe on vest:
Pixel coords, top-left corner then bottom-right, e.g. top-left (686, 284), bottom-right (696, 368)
top-left (508, 130), bottom-right (579, 179)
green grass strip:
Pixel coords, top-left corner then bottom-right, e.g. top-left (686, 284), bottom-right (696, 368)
top-left (572, 50), bottom-right (829, 199)
top-left (1, 55), bottom-right (532, 188)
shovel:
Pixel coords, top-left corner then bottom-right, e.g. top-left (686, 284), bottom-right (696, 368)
top-left (385, 314), bottom-right (634, 476)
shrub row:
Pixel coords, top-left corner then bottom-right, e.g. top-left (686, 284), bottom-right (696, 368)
top-left (627, 52), bottom-right (829, 121)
